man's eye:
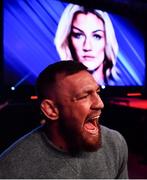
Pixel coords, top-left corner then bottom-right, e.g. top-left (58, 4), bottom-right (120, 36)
top-left (97, 90), bottom-right (100, 94)
top-left (75, 94), bottom-right (89, 101)
top-left (80, 94), bottom-right (89, 99)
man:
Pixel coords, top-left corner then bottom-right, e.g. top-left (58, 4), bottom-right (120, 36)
top-left (0, 61), bottom-right (128, 178)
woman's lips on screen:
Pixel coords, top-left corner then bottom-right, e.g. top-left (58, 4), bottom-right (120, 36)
top-left (83, 55), bottom-right (95, 60)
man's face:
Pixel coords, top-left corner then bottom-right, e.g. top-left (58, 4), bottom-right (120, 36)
top-left (54, 70), bottom-right (104, 152)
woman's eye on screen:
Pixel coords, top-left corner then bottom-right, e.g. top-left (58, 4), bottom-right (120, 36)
top-left (71, 32), bottom-right (83, 39)
top-left (93, 34), bottom-right (102, 40)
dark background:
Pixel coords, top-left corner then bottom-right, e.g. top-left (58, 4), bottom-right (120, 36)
top-left (0, 0), bottom-right (147, 178)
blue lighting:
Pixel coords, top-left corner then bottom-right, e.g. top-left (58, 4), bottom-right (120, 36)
top-left (4, 0), bottom-right (145, 86)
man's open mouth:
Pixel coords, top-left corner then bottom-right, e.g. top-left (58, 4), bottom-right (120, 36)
top-left (84, 115), bottom-right (100, 135)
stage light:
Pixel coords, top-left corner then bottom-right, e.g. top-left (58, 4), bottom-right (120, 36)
top-left (101, 85), bottom-right (106, 89)
top-left (11, 86), bottom-right (15, 91)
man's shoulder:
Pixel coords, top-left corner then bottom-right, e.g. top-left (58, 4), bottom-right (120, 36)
top-left (0, 125), bottom-right (59, 178)
top-left (0, 125), bottom-right (43, 161)
top-left (101, 125), bottom-right (128, 151)
top-left (97, 126), bottom-right (128, 179)
top-left (101, 125), bottom-right (125, 139)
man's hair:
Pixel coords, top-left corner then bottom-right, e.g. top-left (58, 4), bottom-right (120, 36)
top-left (36, 60), bottom-right (87, 100)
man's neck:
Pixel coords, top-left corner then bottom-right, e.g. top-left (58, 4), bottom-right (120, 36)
top-left (43, 123), bottom-right (69, 152)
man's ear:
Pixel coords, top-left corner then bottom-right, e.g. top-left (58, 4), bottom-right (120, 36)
top-left (41, 99), bottom-right (59, 121)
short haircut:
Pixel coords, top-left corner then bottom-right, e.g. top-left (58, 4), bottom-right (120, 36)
top-left (36, 60), bottom-right (88, 101)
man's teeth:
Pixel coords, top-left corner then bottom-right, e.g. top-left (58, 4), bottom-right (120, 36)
top-left (91, 115), bottom-right (100, 120)
top-left (87, 115), bottom-right (100, 122)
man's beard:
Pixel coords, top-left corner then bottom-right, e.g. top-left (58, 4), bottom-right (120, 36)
top-left (59, 118), bottom-right (102, 155)
top-left (80, 123), bottom-right (102, 152)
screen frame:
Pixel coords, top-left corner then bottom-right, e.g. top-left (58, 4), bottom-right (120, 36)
top-left (1, 0), bottom-right (147, 99)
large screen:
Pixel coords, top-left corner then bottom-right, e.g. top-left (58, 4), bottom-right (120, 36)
top-left (3, 0), bottom-right (146, 89)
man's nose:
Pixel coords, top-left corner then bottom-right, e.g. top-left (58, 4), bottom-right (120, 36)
top-left (91, 93), bottom-right (104, 110)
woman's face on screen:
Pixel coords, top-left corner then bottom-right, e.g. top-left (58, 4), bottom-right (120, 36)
top-left (70, 12), bottom-right (106, 71)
